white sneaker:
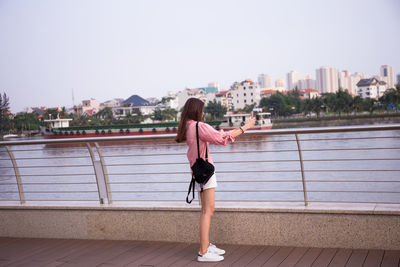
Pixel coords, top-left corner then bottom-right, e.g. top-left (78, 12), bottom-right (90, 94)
top-left (209, 243), bottom-right (225, 255)
top-left (197, 250), bottom-right (224, 262)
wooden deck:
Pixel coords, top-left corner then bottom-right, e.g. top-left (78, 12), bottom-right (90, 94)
top-left (0, 237), bottom-right (399, 267)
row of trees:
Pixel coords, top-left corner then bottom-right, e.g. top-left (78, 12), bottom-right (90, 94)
top-left (259, 85), bottom-right (400, 118)
top-left (2, 85), bottom-right (400, 134)
top-left (0, 93), bottom-right (11, 134)
top-left (70, 107), bottom-right (178, 127)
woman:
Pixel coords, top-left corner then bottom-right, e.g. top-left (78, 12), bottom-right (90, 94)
top-left (175, 98), bottom-right (255, 262)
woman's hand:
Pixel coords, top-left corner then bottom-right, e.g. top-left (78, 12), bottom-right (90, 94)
top-left (243, 112), bottom-right (256, 131)
top-left (231, 113), bottom-right (256, 138)
top-left (244, 117), bottom-right (256, 131)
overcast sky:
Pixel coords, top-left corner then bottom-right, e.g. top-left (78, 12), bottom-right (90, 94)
top-left (1, 0), bottom-right (399, 113)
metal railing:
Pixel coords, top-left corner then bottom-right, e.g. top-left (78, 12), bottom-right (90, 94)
top-left (0, 124), bottom-right (399, 207)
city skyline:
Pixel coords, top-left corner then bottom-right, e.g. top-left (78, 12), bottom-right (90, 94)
top-left (10, 63), bottom-right (398, 112)
top-left (1, 0), bottom-right (399, 112)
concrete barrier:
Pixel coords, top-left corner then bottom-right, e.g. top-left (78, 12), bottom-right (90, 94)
top-left (0, 204), bottom-right (399, 250)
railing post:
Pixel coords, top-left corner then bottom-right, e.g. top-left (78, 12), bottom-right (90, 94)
top-left (295, 134), bottom-right (308, 206)
top-left (86, 142), bottom-right (108, 204)
top-left (5, 146), bottom-right (25, 204)
top-left (94, 142), bottom-right (112, 204)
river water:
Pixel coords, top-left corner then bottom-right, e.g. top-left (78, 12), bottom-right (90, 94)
top-left (1, 126), bottom-right (400, 204)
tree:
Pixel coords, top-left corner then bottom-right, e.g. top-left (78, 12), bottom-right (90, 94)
top-left (132, 109), bottom-right (144, 123)
top-left (163, 108), bottom-right (178, 121)
top-left (161, 96), bottom-right (174, 104)
top-left (363, 98), bottom-right (377, 115)
top-left (334, 88), bottom-right (353, 116)
top-left (311, 96), bottom-right (323, 118)
top-left (379, 84), bottom-right (400, 110)
top-left (287, 87), bottom-right (301, 99)
top-left (152, 108), bottom-right (177, 122)
top-left (260, 92), bottom-right (286, 116)
top-left (352, 96), bottom-right (363, 113)
top-left (235, 104), bottom-right (256, 114)
top-left (302, 99), bottom-right (313, 116)
top-left (11, 112), bottom-right (40, 132)
top-left (204, 100), bottom-right (227, 120)
top-left (125, 111), bottom-right (135, 124)
top-left (42, 108), bottom-right (59, 121)
top-left (153, 108), bottom-right (163, 121)
top-left (260, 91), bottom-right (300, 117)
top-left (0, 92), bottom-right (10, 133)
top-left (95, 107), bottom-right (113, 124)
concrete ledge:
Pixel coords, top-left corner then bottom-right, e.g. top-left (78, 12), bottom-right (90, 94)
top-left (0, 203), bottom-right (399, 250)
top-left (1, 201), bottom-right (400, 215)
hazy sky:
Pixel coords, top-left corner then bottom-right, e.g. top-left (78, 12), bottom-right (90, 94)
top-left (1, 0), bottom-right (399, 112)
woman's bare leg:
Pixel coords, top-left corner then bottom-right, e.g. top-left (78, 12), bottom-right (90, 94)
top-left (199, 188), bottom-right (215, 254)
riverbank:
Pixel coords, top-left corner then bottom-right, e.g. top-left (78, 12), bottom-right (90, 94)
top-left (272, 112), bottom-right (400, 129)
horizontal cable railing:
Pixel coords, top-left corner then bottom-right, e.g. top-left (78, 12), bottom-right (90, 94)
top-left (0, 124), bottom-right (399, 206)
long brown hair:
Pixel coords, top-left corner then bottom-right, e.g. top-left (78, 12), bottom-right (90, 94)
top-left (175, 98), bottom-right (204, 143)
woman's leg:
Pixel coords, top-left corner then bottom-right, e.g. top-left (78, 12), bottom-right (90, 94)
top-left (199, 188), bottom-right (215, 254)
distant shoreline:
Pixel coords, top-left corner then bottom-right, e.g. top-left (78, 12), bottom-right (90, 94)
top-left (272, 112), bottom-right (400, 129)
top-left (2, 113), bottom-right (400, 140)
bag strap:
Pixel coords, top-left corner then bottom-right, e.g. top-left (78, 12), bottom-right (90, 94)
top-left (196, 121), bottom-right (208, 160)
top-left (186, 175), bottom-right (196, 204)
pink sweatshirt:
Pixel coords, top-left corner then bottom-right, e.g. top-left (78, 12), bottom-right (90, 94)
top-left (186, 120), bottom-right (235, 168)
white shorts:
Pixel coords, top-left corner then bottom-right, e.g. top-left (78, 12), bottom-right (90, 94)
top-left (195, 173), bottom-right (217, 192)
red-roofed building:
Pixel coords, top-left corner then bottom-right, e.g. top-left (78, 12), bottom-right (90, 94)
top-left (215, 90), bottom-right (233, 111)
top-left (260, 89), bottom-right (278, 98)
top-left (301, 89), bottom-right (320, 99)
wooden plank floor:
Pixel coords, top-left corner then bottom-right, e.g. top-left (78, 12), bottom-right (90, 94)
top-left (0, 238), bottom-right (399, 267)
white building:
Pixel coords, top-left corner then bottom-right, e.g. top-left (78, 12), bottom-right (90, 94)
top-left (215, 91), bottom-right (233, 111)
top-left (204, 92), bottom-right (217, 104)
top-left (316, 66), bottom-right (339, 94)
top-left (101, 98), bottom-right (124, 109)
top-left (112, 105), bottom-right (157, 118)
top-left (297, 75), bottom-right (316, 91)
top-left (301, 89), bottom-right (320, 99)
top-left (231, 79), bottom-right (261, 110)
top-left (356, 78), bottom-right (387, 99)
top-left (380, 65), bottom-right (395, 89)
top-left (74, 98), bottom-right (100, 115)
top-left (286, 71), bottom-right (300, 90)
top-left (258, 74), bottom-right (271, 88)
top-left (162, 92), bottom-right (179, 110)
top-left (176, 88), bottom-right (207, 110)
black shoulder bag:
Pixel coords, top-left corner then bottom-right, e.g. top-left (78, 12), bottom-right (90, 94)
top-left (186, 121), bottom-right (215, 204)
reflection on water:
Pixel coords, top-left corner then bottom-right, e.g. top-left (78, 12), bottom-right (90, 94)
top-left (1, 129), bottom-right (400, 204)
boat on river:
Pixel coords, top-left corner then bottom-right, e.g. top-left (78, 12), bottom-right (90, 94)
top-left (40, 112), bottom-right (272, 138)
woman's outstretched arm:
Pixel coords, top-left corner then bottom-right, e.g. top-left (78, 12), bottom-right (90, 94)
top-left (198, 115), bottom-right (256, 145)
top-left (229, 116), bottom-right (256, 138)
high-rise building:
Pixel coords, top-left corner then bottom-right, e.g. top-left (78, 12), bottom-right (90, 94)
top-left (286, 71), bottom-right (300, 90)
top-left (380, 65), bottom-right (395, 89)
top-left (339, 71), bottom-right (365, 96)
top-left (257, 74), bottom-right (271, 88)
top-left (297, 75), bottom-right (316, 90)
top-left (316, 66), bottom-right (339, 94)
top-left (397, 73), bottom-right (400, 86)
top-left (275, 78), bottom-right (284, 88)
top-left (339, 70), bottom-right (355, 95)
top-left (208, 82), bottom-right (220, 91)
